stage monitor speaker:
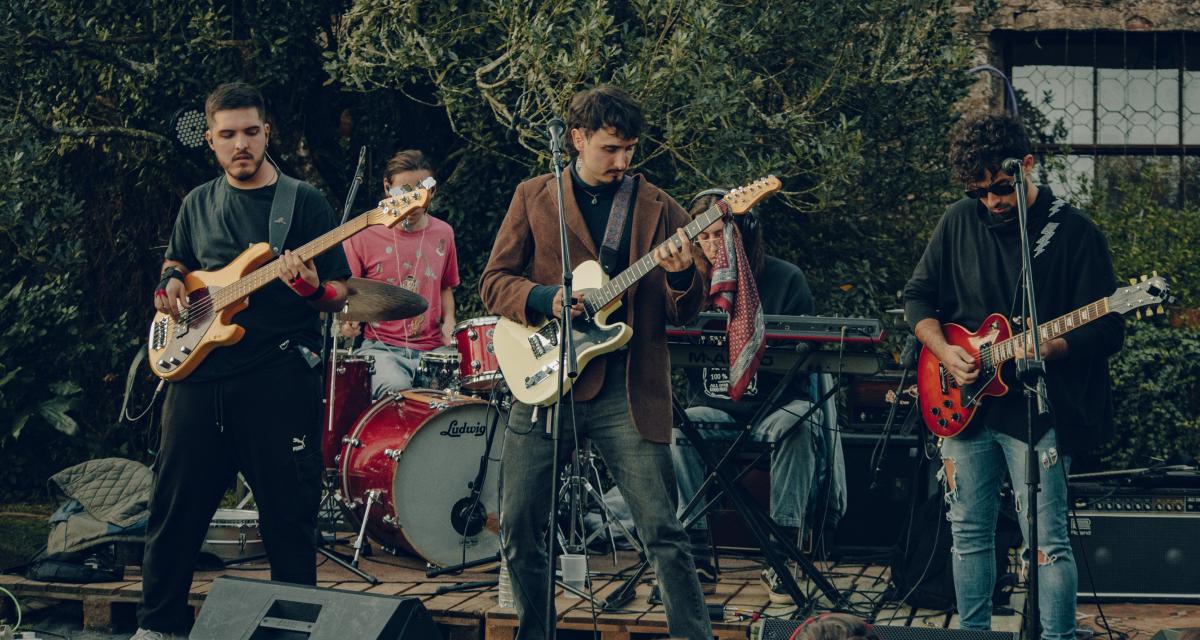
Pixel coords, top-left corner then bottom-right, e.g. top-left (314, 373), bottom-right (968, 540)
top-left (1151, 629), bottom-right (1200, 640)
top-left (757, 619), bottom-right (1017, 640)
top-left (190, 576), bottom-right (442, 640)
top-left (1069, 484), bottom-right (1200, 602)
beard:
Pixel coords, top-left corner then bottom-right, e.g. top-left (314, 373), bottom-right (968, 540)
top-left (223, 151), bottom-right (266, 182)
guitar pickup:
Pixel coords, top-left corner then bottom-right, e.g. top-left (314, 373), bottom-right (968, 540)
top-left (524, 361), bottom-right (559, 389)
top-left (527, 322), bottom-right (560, 358)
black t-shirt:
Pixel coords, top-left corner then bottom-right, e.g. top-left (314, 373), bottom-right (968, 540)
top-left (686, 255), bottom-right (815, 422)
top-left (165, 175), bottom-right (351, 382)
top-left (903, 186), bottom-right (1125, 453)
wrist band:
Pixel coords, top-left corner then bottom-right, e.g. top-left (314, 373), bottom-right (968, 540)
top-left (306, 282), bottom-right (336, 302)
top-left (157, 266), bottom-right (185, 292)
top-left (288, 276), bottom-right (318, 298)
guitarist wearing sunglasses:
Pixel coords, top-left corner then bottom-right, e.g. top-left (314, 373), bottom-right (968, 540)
top-left (902, 113), bottom-right (1124, 640)
top-left (135, 82), bottom-right (350, 640)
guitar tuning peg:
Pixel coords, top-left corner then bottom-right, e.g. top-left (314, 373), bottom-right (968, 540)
top-left (1152, 270), bottom-right (1159, 277)
top-left (1145, 307), bottom-right (1155, 317)
top-left (1140, 274), bottom-right (1148, 282)
top-left (1135, 310), bottom-right (1143, 319)
top-left (1129, 278), bottom-right (1138, 285)
top-left (1157, 305), bottom-right (1165, 314)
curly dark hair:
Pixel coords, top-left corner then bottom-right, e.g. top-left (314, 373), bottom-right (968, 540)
top-left (948, 112), bottom-right (1032, 184)
top-left (565, 85), bottom-right (643, 155)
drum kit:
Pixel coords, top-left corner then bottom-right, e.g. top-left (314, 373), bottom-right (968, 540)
top-left (323, 278), bottom-right (510, 570)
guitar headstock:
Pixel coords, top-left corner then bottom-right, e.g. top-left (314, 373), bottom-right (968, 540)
top-left (367, 176), bottom-right (437, 228)
top-left (1110, 272), bottom-right (1174, 319)
top-left (723, 175), bottom-right (782, 215)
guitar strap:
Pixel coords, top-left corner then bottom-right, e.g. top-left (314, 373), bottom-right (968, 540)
top-left (598, 175), bottom-right (640, 276)
top-left (268, 172), bottom-right (301, 256)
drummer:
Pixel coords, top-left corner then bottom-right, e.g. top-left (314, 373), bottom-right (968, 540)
top-left (340, 149), bottom-right (461, 396)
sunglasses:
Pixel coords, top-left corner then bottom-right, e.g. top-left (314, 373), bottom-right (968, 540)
top-left (964, 181), bottom-right (1016, 199)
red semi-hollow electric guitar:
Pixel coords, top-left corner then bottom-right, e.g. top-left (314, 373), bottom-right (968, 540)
top-left (917, 274), bottom-right (1172, 438)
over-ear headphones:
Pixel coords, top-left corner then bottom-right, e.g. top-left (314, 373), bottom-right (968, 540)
top-left (689, 187), bottom-right (758, 235)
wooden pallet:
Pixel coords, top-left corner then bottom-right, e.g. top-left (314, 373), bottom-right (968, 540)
top-left (3, 554), bottom-right (1187, 639)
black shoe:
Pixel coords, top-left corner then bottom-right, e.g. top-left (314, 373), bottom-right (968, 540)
top-left (761, 566), bottom-right (793, 605)
top-left (695, 560), bottom-right (719, 594)
top-left (647, 562), bottom-right (718, 605)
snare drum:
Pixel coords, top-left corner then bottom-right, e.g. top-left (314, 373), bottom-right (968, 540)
top-left (338, 390), bottom-right (504, 566)
top-left (200, 509), bottom-right (264, 562)
top-left (322, 350), bottom-right (375, 471)
top-left (418, 346), bottom-right (461, 391)
top-left (453, 316), bottom-right (503, 392)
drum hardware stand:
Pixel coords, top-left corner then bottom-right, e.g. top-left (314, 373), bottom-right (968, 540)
top-left (603, 342), bottom-right (848, 613)
top-left (556, 437), bottom-right (644, 564)
top-left (309, 488), bottom-right (380, 585)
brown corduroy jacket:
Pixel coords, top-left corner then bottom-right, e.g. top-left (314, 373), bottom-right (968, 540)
top-left (479, 171), bottom-right (707, 443)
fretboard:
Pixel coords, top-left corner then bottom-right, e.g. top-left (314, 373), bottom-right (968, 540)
top-left (585, 203), bottom-right (727, 310)
top-left (989, 298), bottom-right (1111, 364)
top-left (210, 210), bottom-right (377, 310)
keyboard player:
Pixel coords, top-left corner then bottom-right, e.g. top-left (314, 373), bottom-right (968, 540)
top-left (661, 188), bottom-right (842, 604)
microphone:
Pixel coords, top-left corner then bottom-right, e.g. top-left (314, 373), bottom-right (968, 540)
top-left (1001, 157), bottom-right (1023, 176)
top-left (546, 118), bottom-right (565, 153)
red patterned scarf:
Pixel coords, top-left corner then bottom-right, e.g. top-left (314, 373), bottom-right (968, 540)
top-left (706, 214), bottom-right (765, 401)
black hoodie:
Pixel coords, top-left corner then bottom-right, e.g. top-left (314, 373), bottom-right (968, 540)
top-left (903, 186), bottom-right (1125, 453)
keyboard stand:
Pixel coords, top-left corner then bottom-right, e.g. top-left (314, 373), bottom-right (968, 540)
top-left (603, 342), bottom-right (849, 612)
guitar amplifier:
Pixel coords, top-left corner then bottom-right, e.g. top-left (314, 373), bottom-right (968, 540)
top-left (1069, 483), bottom-right (1200, 602)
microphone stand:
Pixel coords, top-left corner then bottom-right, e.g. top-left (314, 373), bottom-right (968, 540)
top-left (314, 145), bottom-right (377, 585)
top-left (1010, 161), bottom-right (1051, 640)
top-left (869, 335), bottom-right (920, 493)
top-left (543, 121), bottom-right (577, 640)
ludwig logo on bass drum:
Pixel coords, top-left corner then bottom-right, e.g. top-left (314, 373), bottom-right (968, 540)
top-left (440, 419), bottom-right (488, 437)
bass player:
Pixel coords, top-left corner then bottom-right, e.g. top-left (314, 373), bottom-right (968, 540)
top-left (136, 81), bottom-right (350, 640)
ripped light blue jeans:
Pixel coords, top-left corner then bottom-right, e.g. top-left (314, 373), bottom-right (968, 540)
top-left (940, 426), bottom-right (1075, 640)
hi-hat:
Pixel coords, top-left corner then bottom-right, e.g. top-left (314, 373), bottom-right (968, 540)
top-left (339, 278), bottom-right (427, 322)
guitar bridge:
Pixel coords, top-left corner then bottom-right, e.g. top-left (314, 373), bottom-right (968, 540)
top-left (524, 361), bottom-right (559, 389)
top-left (150, 317), bottom-right (168, 350)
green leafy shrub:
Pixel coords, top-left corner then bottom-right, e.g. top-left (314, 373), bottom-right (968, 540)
top-left (1102, 322), bottom-right (1200, 468)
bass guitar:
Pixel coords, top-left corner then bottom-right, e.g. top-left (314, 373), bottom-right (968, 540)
top-left (917, 274), bottom-right (1172, 438)
top-left (493, 176), bottom-right (781, 406)
top-left (147, 180), bottom-right (434, 381)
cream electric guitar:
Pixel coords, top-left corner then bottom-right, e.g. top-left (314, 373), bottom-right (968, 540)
top-left (493, 176), bottom-right (782, 406)
top-left (147, 179), bottom-right (434, 381)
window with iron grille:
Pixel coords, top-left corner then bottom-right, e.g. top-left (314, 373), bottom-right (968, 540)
top-left (1005, 31), bottom-right (1200, 207)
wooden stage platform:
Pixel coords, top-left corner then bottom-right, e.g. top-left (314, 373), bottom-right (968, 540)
top-left (2, 545), bottom-right (1197, 639)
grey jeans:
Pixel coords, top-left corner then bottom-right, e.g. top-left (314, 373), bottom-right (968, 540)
top-left (500, 358), bottom-right (713, 640)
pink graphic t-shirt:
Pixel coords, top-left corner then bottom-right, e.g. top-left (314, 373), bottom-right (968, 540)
top-left (342, 215), bottom-right (460, 351)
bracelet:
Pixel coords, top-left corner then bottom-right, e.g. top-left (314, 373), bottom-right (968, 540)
top-left (305, 282), bottom-right (336, 302)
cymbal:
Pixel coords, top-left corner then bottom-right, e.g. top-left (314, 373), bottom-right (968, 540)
top-left (339, 277), bottom-right (428, 322)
